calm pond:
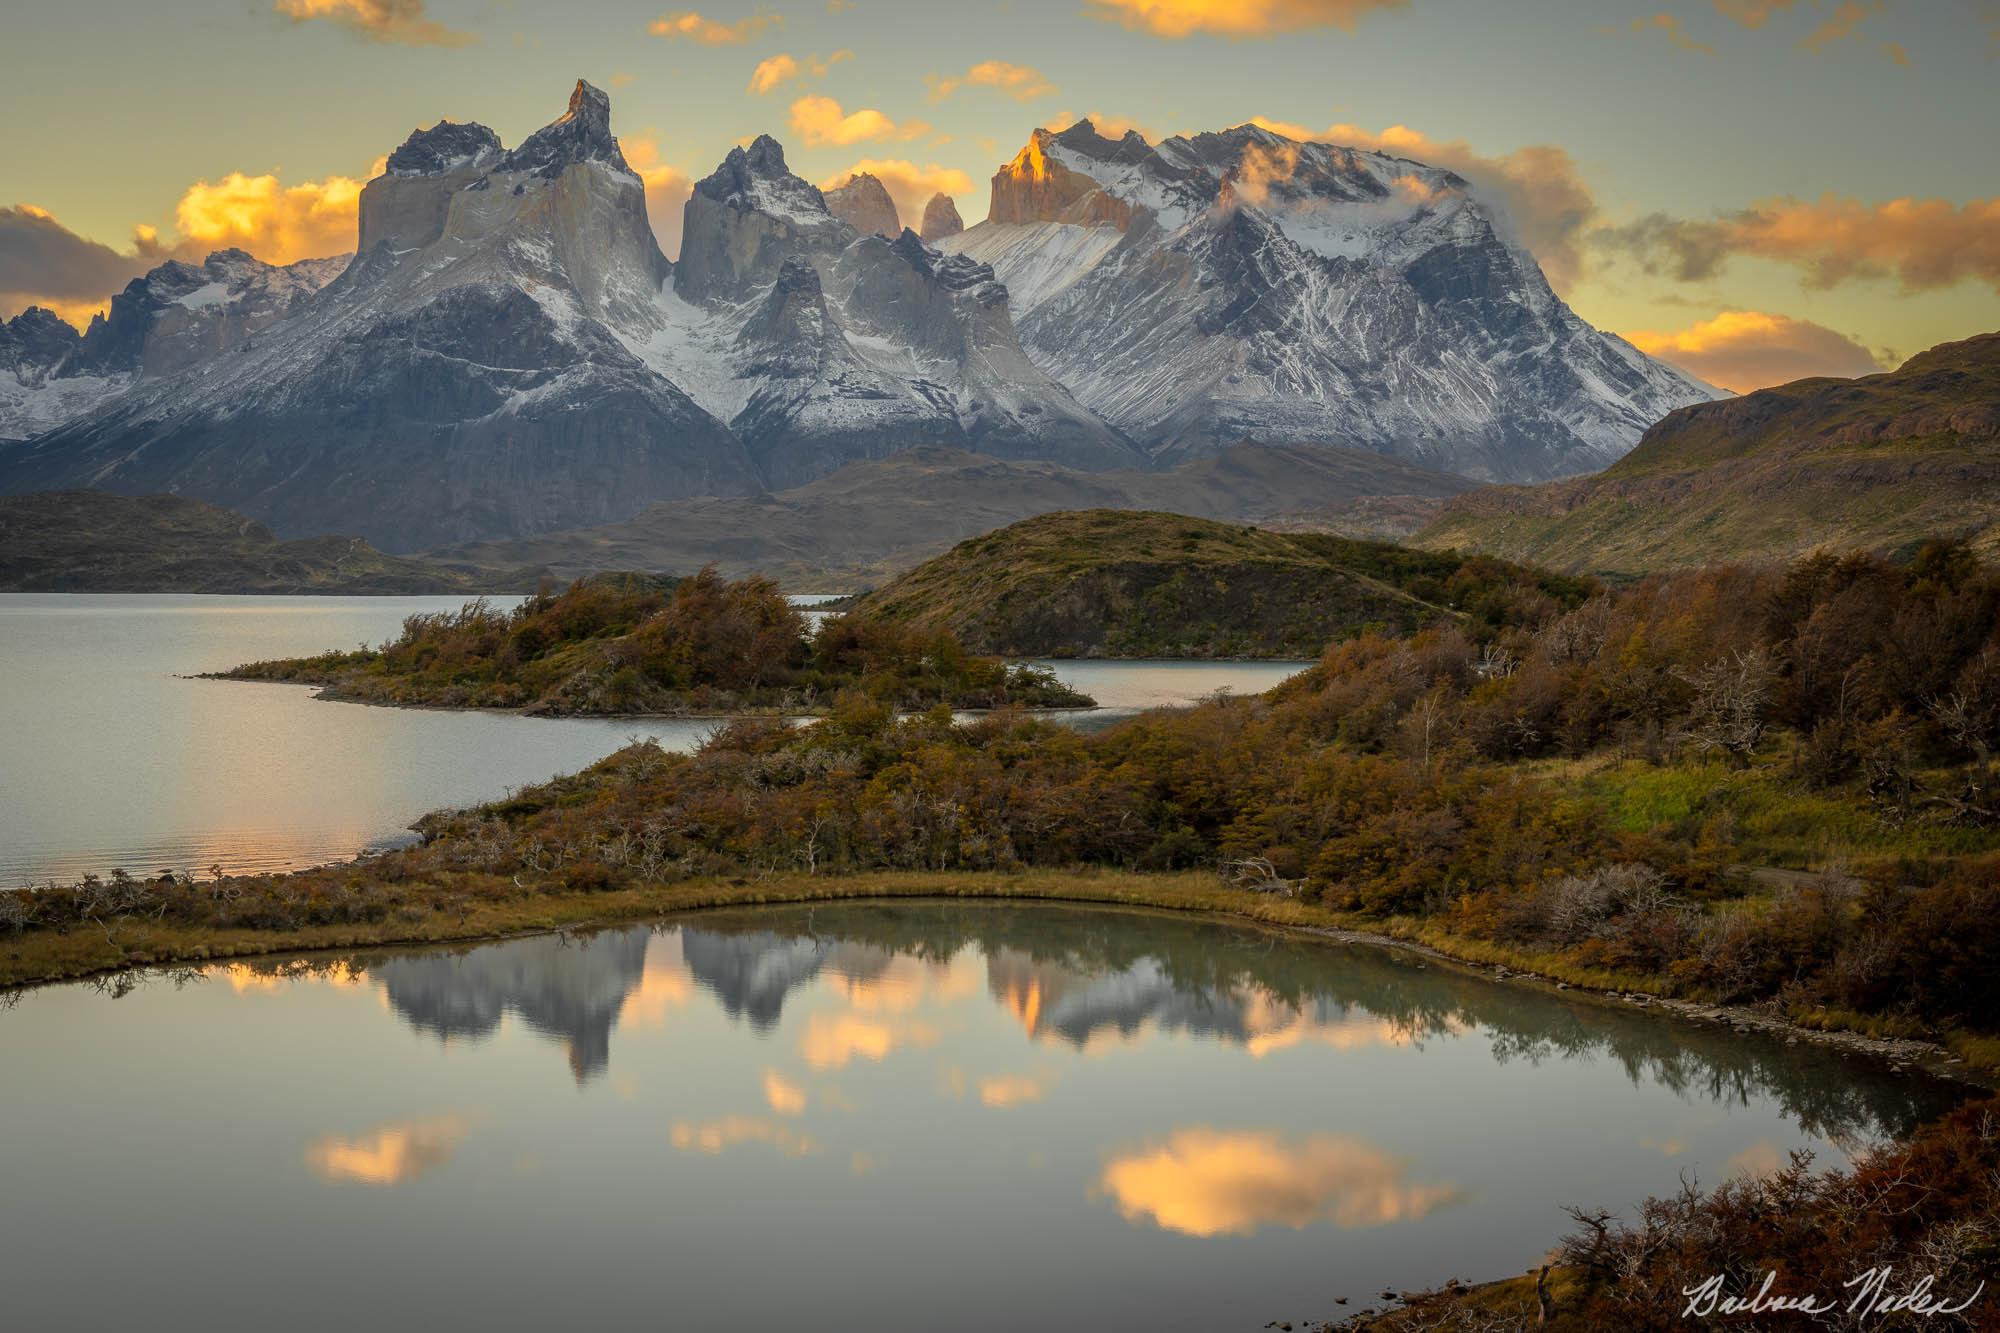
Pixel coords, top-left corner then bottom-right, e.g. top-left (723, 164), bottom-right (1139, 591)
top-left (0, 901), bottom-right (1963, 1332)
top-left (0, 595), bottom-right (1302, 885)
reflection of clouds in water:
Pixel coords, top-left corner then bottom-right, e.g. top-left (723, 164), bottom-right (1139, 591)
top-left (1728, 1140), bottom-right (1785, 1179)
top-left (799, 1011), bottom-right (942, 1070)
top-left (763, 1069), bottom-right (808, 1116)
top-left (977, 1071), bottom-right (1056, 1108)
top-left (207, 961), bottom-right (369, 993)
top-left (669, 1116), bottom-right (817, 1157)
top-left (617, 936), bottom-right (696, 1029)
top-left (305, 1114), bottom-right (473, 1186)
top-left (1098, 1129), bottom-right (1463, 1238)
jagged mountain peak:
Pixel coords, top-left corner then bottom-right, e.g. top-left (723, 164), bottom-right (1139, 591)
top-left (501, 78), bottom-right (631, 178)
top-left (824, 172), bottom-right (899, 238)
top-left (694, 135), bottom-right (831, 223)
top-left (920, 192), bottom-right (964, 242)
top-left (386, 120), bottom-right (504, 176)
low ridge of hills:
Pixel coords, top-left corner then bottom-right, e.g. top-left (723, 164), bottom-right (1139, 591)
top-left (0, 491), bottom-right (518, 593)
top-left (1417, 332), bottom-right (2000, 575)
top-left (847, 508), bottom-right (1588, 659)
top-left (431, 440), bottom-right (1475, 590)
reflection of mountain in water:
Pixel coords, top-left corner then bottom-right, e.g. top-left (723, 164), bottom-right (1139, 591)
top-left (667, 902), bottom-right (1966, 1144)
top-left (373, 931), bottom-right (648, 1081)
top-left (677, 927), bottom-right (899, 1030)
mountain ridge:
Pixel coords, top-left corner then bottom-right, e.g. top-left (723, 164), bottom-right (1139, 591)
top-left (1414, 331), bottom-right (2000, 574)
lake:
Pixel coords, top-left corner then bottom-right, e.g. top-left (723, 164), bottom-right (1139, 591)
top-left (0, 595), bottom-right (1303, 886)
top-left (0, 901), bottom-right (1961, 1332)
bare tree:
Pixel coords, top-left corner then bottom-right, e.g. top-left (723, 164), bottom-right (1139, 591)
top-left (1674, 647), bottom-right (1776, 763)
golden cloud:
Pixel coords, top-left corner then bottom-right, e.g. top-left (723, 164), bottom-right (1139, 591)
top-left (273, 0), bottom-right (474, 47)
top-left (1249, 117), bottom-right (1598, 293)
top-left (1711, 0), bottom-right (1798, 27)
top-left (1624, 309), bottom-right (1887, 393)
top-left (763, 1069), bottom-right (808, 1116)
top-left (927, 60), bottom-right (1057, 103)
top-left (977, 1071), bottom-right (1055, 1108)
top-left (1087, 0), bottom-right (1408, 39)
top-left (1602, 194), bottom-right (2000, 294)
top-left (669, 1115), bottom-right (817, 1156)
top-left (648, 10), bottom-right (781, 43)
top-left (622, 135), bottom-right (695, 261)
top-left (799, 1011), bottom-right (941, 1069)
top-left (306, 1114), bottom-right (473, 1185)
top-left (749, 53), bottom-right (800, 94)
top-left (789, 95), bottom-right (930, 148)
top-left (174, 171), bottom-right (365, 265)
top-left (1099, 1129), bottom-right (1462, 1237)
top-left (815, 160), bottom-right (975, 230)
top-left (1626, 12), bottom-right (1716, 55)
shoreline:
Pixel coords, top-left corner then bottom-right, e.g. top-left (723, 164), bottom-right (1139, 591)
top-left (5, 869), bottom-right (1988, 1087)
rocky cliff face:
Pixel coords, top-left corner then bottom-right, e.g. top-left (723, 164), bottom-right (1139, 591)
top-left (623, 133), bottom-right (1143, 488)
top-left (823, 172), bottom-right (900, 238)
top-left (942, 121), bottom-right (1722, 482)
top-left (919, 192), bottom-right (964, 243)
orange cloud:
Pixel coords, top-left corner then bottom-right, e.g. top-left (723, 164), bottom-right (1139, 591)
top-left (1625, 310), bottom-right (1887, 392)
top-left (648, 10), bottom-right (781, 43)
top-left (1098, 1129), bottom-right (1462, 1237)
top-left (927, 60), bottom-right (1057, 102)
top-left (789, 95), bottom-right (930, 148)
top-left (1603, 194), bottom-right (2000, 294)
top-left (749, 53), bottom-right (800, 93)
top-left (1625, 12), bottom-right (1716, 54)
top-left (622, 135), bottom-right (694, 260)
top-left (1711, 0), bottom-right (1798, 27)
top-left (1249, 117), bottom-right (1598, 293)
top-left (273, 0), bottom-right (474, 47)
top-left (669, 1115), bottom-right (817, 1155)
top-left (815, 159), bottom-right (974, 230)
top-left (763, 1069), bottom-right (808, 1115)
top-left (305, 1114), bottom-right (473, 1185)
top-left (174, 170), bottom-right (366, 264)
top-left (977, 1071), bottom-right (1055, 1107)
top-left (798, 1011), bottom-right (940, 1069)
top-left (1087, 0), bottom-right (1408, 39)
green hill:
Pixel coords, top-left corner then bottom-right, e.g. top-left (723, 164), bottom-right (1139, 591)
top-left (0, 490), bottom-right (528, 594)
top-left (1416, 331), bottom-right (2000, 575)
top-left (848, 509), bottom-right (1589, 658)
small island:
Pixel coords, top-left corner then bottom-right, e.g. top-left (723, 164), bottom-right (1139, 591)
top-left (213, 568), bottom-right (1094, 716)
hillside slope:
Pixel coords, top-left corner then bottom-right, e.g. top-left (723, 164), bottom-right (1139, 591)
top-left (1416, 332), bottom-right (2000, 574)
top-left (0, 491), bottom-right (514, 593)
top-left (433, 441), bottom-right (1475, 589)
top-left (848, 508), bottom-right (1587, 658)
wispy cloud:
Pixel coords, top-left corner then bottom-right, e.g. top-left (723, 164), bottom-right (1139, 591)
top-left (647, 10), bottom-right (781, 43)
top-left (789, 95), bottom-right (929, 147)
top-left (1621, 12), bottom-right (1716, 55)
top-left (1086, 0), bottom-right (1408, 40)
top-left (1625, 309), bottom-right (1889, 392)
top-left (927, 60), bottom-right (1057, 102)
top-left (1599, 194), bottom-right (2000, 293)
top-left (272, 0), bottom-right (474, 47)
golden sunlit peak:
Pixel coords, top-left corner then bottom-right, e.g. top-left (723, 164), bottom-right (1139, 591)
top-left (1007, 134), bottom-right (1055, 183)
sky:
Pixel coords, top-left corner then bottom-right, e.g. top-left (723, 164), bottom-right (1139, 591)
top-left (1, 0), bottom-right (1996, 392)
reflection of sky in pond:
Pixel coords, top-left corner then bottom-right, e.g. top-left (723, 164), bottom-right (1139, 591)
top-left (0, 902), bottom-right (1965, 1332)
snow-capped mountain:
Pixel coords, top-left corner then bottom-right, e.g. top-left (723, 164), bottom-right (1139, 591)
top-left (0, 87), bottom-right (1719, 548)
top-left (0, 250), bottom-right (343, 444)
top-left (1, 82), bottom-right (756, 549)
top-left (624, 133), bottom-right (1142, 490)
top-left (939, 121), bottom-right (1723, 481)
top-left (1, 85), bottom-right (1139, 546)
